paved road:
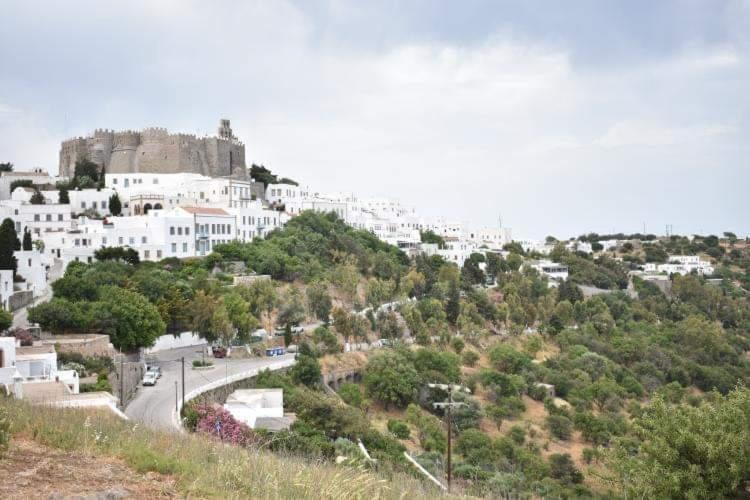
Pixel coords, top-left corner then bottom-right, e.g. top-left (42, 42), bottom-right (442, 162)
top-left (125, 345), bottom-right (295, 431)
top-left (12, 260), bottom-right (63, 329)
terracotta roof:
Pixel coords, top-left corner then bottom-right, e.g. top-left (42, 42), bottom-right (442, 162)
top-left (180, 206), bottom-right (230, 216)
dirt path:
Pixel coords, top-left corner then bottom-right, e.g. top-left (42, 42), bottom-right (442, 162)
top-left (0, 439), bottom-right (177, 499)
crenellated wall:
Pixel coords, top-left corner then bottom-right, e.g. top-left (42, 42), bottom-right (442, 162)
top-left (58, 120), bottom-right (248, 179)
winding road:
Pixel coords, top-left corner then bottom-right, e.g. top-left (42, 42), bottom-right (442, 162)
top-left (124, 344), bottom-right (295, 431)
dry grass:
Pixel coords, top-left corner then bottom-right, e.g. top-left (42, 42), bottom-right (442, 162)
top-left (2, 398), bottom-right (459, 499)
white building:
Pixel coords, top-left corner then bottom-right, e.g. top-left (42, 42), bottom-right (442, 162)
top-left (223, 388), bottom-right (293, 431)
top-left (0, 338), bottom-right (79, 395)
top-left (0, 199), bottom-right (71, 237)
top-left (643, 255), bottom-right (715, 276)
top-left (0, 169), bottom-right (57, 200)
top-left (527, 260), bottom-right (569, 282)
top-left (15, 250), bottom-right (47, 297)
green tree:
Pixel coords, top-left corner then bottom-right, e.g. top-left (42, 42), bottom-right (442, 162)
top-left (209, 303), bottom-right (234, 346)
top-left (278, 287), bottom-right (305, 327)
top-left (74, 159), bottom-right (100, 183)
top-left (239, 279), bottom-right (277, 322)
top-left (0, 309), bottom-right (12, 332)
top-left (22, 228), bottom-right (32, 251)
top-left (364, 350), bottom-right (420, 409)
top-left (108, 193), bottom-right (122, 216)
top-left (189, 290), bottom-right (216, 341)
top-left (306, 281), bottom-right (332, 323)
top-left (29, 190), bottom-right (45, 205)
top-left (290, 354), bottom-right (321, 387)
top-left (338, 382), bottom-right (363, 407)
top-left (223, 292), bottom-right (258, 340)
top-left (93, 286), bottom-right (165, 351)
top-left (58, 186), bottom-right (70, 204)
top-left (445, 279), bottom-right (460, 325)
top-left (549, 453), bottom-right (583, 484)
top-left (0, 162), bottom-right (13, 172)
top-left (609, 388), bottom-right (750, 498)
top-left (0, 218), bottom-right (19, 274)
top-left (365, 278), bottom-right (395, 307)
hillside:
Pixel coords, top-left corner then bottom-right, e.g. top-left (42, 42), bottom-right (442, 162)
top-left (22, 213), bottom-right (750, 498)
top-left (1, 399), bottom-right (450, 499)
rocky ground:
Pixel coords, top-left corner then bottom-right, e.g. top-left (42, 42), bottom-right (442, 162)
top-left (0, 439), bottom-right (177, 499)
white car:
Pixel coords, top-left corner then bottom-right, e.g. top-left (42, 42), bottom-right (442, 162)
top-left (142, 372), bottom-right (158, 386)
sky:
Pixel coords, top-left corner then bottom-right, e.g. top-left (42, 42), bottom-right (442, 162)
top-left (1, 0), bottom-right (748, 239)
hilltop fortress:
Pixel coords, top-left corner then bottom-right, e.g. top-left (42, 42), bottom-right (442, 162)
top-left (59, 119), bottom-right (247, 179)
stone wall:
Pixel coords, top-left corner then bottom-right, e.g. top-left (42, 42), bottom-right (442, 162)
top-left (39, 333), bottom-right (115, 358)
top-left (59, 120), bottom-right (247, 180)
top-left (8, 290), bottom-right (33, 311)
top-left (111, 353), bottom-right (145, 408)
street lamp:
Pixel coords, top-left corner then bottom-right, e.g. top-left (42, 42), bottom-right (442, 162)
top-left (427, 383), bottom-right (471, 492)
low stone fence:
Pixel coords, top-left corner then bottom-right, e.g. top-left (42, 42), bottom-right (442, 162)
top-left (8, 290), bottom-right (33, 311)
top-left (111, 353), bottom-right (146, 409)
top-left (39, 333), bottom-right (115, 358)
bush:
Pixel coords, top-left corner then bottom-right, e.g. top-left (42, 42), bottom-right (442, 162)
top-left (0, 405), bottom-right (9, 457)
top-left (80, 373), bottom-right (112, 393)
top-left (547, 414), bottom-right (573, 441)
top-left (290, 354), bottom-right (321, 387)
top-left (192, 359), bottom-right (214, 368)
top-left (387, 419), bottom-right (411, 439)
top-left (338, 383), bottom-right (363, 408)
top-left (548, 453), bottom-right (583, 484)
top-left (462, 350), bottom-right (480, 367)
top-left (508, 425), bottom-right (525, 445)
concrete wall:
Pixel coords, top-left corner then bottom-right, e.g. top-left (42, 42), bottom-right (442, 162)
top-left (146, 332), bottom-right (206, 354)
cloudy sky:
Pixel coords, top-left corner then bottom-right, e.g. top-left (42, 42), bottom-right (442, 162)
top-left (1, 0), bottom-right (748, 238)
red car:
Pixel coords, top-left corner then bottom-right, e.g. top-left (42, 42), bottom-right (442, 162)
top-left (212, 346), bottom-right (227, 358)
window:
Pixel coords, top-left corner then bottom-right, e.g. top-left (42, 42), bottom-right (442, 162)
top-left (118, 237), bottom-right (124, 245)
top-left (177, 227), bottom-right (182, 235)
top-left (34, 214), bottom-right (40, 222)
top-left (170, 226), bottom-right (175, 235)
top-left (129, 237), bottom-right (135, 245)
top-left (92, 201), bottom-right (97, 209)
top-left (124, 179), bottom-right (129, 187)
top-left (144, 250), bottom-right (150, 259)
top-left (102, 201), bottom-right (107, 209)
top-left (157, 250), bottom-right (162, 258)
top-left (171, 243), bottom-right (177, 253)
top-left (153, 178), bottom-right (159, 184)
top-left (102, 237), bottom-right (107, 245)
top-left (185, 227), bottom-right (190, 236)
top-left (182, 242), bottom-right (188, 252)
top-left (113, 178), bottom-right (118, 184)
top-left (211, 224), bottom-right (216, 234)
top-left (45, 214), bottom-right (51, 222)
top-left (81, 202), bottom-right (86, 209)
top-left (141, 236), bottom-right (147, 244)
top-left (58, 214), bottom-right (63, 221)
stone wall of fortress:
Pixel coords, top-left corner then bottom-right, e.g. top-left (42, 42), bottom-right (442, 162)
top-left (59, 121), bottom-right (247, 180)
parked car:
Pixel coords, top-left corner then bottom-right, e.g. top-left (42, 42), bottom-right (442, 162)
top-left (142, 372), bottom-right (158, 386)
top-left (265, 346), bottom-right (285, 357)
top-left (212, 346), bottom-right (227, 358)
top-left (146, 365), bottom-right (162, 379)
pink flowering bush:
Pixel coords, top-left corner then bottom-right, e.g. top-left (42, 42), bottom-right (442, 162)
top-left (194, 403), bottom-right (253, 446)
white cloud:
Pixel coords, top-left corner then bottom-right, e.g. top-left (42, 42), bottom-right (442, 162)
top-left (0, 1), bottom-right (748, 237)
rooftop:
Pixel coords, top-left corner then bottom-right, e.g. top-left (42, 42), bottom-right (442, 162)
top-left (180, 206), bottom-right (230, 216)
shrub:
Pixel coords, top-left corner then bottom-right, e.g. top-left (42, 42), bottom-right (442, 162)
top-left (290, 354), bottom-right (321, 387)
top-left (0, 406), bottom-right (9, 457)
top-left (194, 403), bottom-right (255, 446)
top-left (192, 359), bottom-right (214, 368)
top-left (387, 419), bottom-right (410, 439)
top-left (548, 453), bottom-right (583, 484)
top-left (547, 414), bottom-right (573, 441)
top-left (508, 425), bottom-right (525, 445)
top-left (462, 350), bottom-right (480, 367)
top-left (338, 383), bottom-right (363, 408)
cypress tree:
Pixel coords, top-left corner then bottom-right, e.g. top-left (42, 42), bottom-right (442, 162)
top-left (0, 218), bottom-right (18, 274)
top-left (22, 228), bottom-right (32, 251)
top-left (58, 186), bottom-right (70, 204)
top-left (109, 193), bottom-right (122, 216)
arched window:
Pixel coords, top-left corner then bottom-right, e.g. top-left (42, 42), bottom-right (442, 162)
top-left (154, 203), bottom-right (163, 210)
top-left (143, 203), bottom-right (153, 214)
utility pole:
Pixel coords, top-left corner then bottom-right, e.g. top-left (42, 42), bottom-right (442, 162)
top-left (119, 354), bottom-right (124, 409)
top-left (181, 357), bottom-right (185, 411)
top-left (175, 380), bottom-right (178, 413)
top-left (429, 383), bottom-right (470, 493)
